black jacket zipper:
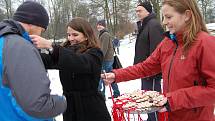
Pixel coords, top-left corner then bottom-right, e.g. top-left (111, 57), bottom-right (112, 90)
top-left (167, 42), bottom-right (178, 92)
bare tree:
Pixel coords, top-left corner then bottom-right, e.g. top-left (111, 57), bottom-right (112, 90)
top-left (2, 0), bottom-right (13, 18)
top-left (198, 0), bottom-right (215, 23)
top-left (150, 0), bottom-right (161, 21)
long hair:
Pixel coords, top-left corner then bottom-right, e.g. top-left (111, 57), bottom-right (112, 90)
top-left (162, 0), bottom-right (208, 52)
top-left (63, 17), bottom-right (99, 51)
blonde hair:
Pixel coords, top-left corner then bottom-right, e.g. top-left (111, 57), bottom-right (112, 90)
top-left (162, 0), bottom-right (208, 52)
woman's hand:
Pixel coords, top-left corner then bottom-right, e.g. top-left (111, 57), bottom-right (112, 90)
top-left (157, 97), bottom-right (168, 112)
top-left (30, 35), bottom-right (52, 49)
top-left (158, 107), bottom-right (167, 112)
top-left (157, 97), bottom-right (167, 107)
top-left (101, 72), bottom-right (116, 85)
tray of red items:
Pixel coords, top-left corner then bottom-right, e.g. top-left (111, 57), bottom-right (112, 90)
top-left (112, 90), bottom-right (165, 114)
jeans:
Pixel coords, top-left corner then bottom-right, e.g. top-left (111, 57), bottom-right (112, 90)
top-left (98, 60), bottom-right (120, 98)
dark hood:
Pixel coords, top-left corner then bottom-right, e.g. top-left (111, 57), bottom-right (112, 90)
top-left (0, 19), bottom-right (25, 37)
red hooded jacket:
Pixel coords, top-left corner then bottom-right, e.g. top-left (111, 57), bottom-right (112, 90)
top-left (113, 31), bottom-right (215, 121)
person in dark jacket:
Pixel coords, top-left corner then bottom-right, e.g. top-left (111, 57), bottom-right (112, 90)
top-left (134, 1), bottom-right (164, 121)
top-left (112, 36), bottom-right (120, 54)
top-left (96, 19), bottom-right (120, 99)
top-left (30, 17), bottom-right (111, 121)
top-left (0, 1), bottom-right (67, 121)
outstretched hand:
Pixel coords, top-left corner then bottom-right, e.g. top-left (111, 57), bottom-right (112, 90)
top-left (157, 97), bottom-right (168, 112)
top-left (30, 35), bottom-right (52, 49)
top-left (101, 72), bottom-right (116, 85)
top-left (158, 107), bottom-right (167, 112)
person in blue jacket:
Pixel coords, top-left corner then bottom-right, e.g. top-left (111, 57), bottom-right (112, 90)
top-left (0, 1), bottom-right (67, 121)
top-left (112, 36), bottom-right (120, 54)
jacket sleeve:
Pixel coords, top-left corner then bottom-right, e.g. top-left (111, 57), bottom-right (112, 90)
top-left (100, 32), bottom-right (111, 56)
top-left (148, 21), bottom-right (164, 54)
top-left (40, 53), bottom-right (56, 69)
top-left (166, 35), bottom-right (215, 111)
top-left (57, 47), bottom-right (103, 73)
top-left (3, 35), bottom-right (67, 118)
top-left (113, 43), bottom-right (162, 83)
top-left (40, 45), bottom-right (61, 69)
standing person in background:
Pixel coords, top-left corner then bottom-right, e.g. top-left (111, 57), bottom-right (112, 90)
top-left (96, 19), bottom-right (120, 99)
top-left (134, 1), bottom-right (164, 121)
top-left (0, 1), bottom-right (66, 121)
top-left (30, 17), bottom-right (111, 121)
top-left (102, 0), bottom-right (215, 120)
top-left (112, 36), bottom-right (120, 54)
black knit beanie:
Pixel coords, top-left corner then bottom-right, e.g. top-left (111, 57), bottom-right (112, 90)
top-left (138, 1), bottom-right (152, 13)
top-left (13, 1), bottom-right (49, 29)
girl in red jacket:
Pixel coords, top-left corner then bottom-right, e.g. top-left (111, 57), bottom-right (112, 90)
top-left (102, 0), bottom-right (215, 121)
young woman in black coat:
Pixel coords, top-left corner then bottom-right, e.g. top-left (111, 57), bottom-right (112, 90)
top-left (30, 17), bottom-right (111, 121)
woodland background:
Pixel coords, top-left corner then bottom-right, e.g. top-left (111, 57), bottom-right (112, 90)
top-left (1, 0), bottom-right (215, 40)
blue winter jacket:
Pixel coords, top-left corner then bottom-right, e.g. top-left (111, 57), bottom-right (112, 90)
top-left (0, 19), bottom-right (67, 121)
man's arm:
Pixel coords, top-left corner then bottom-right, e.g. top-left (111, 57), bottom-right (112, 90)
top-left (100, 32), bottom-right (111, 56)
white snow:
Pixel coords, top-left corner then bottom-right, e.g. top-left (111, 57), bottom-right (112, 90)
top-left (206, 23), bottom-right (215, 35)
top-left (206, 23), bottom-right (215, 30)
top-left (48, 35), bottom-right (148, 121)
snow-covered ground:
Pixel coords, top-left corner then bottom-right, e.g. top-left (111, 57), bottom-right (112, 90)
top-left (48, 35), bottom-right (148, 121)
top-left (206, 23), bottom-right (215, 30)
top-left (206, 23), bottom-right (215, 35)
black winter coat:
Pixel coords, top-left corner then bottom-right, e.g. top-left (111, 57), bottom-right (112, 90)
top-left (41, 43), bottom-right (111, 121)
top-left (134, 13), bottom-right (164, 64)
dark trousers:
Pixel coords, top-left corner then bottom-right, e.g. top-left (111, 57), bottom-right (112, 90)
top-left (114, 47), bottom-right (120, 54)
top-left (141, 76), bottom-right (161, 121)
